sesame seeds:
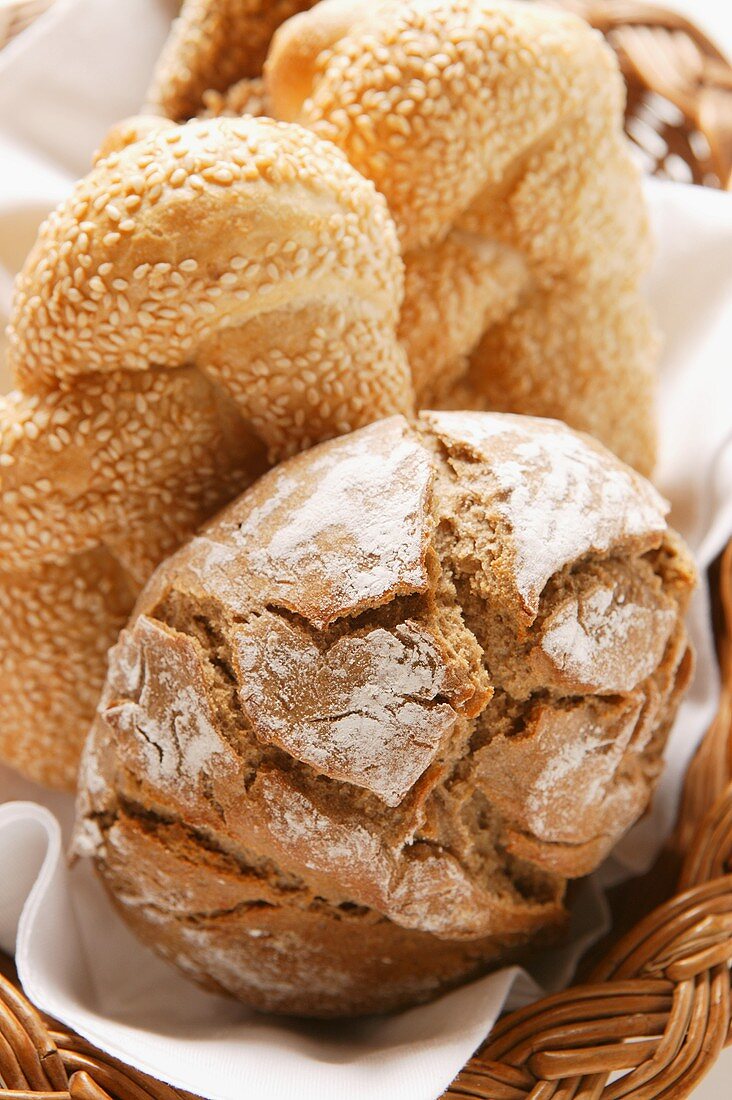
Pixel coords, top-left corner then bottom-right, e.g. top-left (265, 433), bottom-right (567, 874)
top-left (3, 0), bottom-right (654, 799)
top-left (8, 116), bottom-right (405, 410)
top-left (1, 112), bottom-right (410, 787)
top-left (258, 0), bottom-right (653, 469)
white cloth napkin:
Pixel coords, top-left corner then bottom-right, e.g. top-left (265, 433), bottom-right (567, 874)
top-left (1, 3), bottom-right (732, 1099)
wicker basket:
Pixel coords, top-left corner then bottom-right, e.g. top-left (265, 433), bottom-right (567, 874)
top-left (0, 2), bottom-right (731, 1099)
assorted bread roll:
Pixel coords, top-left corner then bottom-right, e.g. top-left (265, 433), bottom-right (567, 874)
top-left (149, 0), bottom-right (659, 474)
top-left (0, 117), bottom-right (410, 787)
top-left (74, 412), bottom-right (695, 1017)
top-left (1, 0), bottom-right (663, 789)
top-left (0, 0), bottom-right (700, 1016)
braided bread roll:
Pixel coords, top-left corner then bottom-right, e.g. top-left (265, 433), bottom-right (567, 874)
top-left (1, 117), bottom-right (411, 788)
top-left (268, 0), bottom-right (658, 472)
top-left (151, 0), bottom-right (658, 473)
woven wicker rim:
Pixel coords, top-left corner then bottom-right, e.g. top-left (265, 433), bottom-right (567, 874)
top-left (0, 2), bottom-right (731, 1098)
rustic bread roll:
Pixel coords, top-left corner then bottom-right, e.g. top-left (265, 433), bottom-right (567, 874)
top-left (149, 0), bottom-right (659, 473)
top-left (1, 116), bottom-right (411, 788)
top-left (74, 412), bottom-right (695, 1017)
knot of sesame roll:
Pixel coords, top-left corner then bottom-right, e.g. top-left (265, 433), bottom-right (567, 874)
top-left (0, 114), bottom-right (411, 789)
top-left (9, 117), bottom-right (410, 456)
top-left (264, 0), bottom-right (658, 473)
top-left (150, 0), bottom-right (659, 475)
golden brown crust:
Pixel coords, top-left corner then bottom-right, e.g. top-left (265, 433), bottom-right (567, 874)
top-left (267, 0), bottom-right (657, 471)
top-left (97, 809), bottom-right (542, 1018)
top-left (0, 551), bottom-right (136, 789)
top-left (0, 370), bottom-right (261, 573)
top-left (93, 115), bottom-right (176, 163)
top-left (0, 370), bottom-right (264, 786)
top-left (399, 234), bottom-right (527, 406)
top-left (8, 118), bottom-right (409, 420)
top-left (266, 1), bottom-right (645, 261)
top-left (446, 279), bottom-right (659, 478)
top-left (199, 77), bottom-right (270, 120)
top-left (74, 413), bottom-right (695, 1016)
top-left (156, 0), bottom-right (658, 471)
top-left (1, 116), bottom-right (411, 789)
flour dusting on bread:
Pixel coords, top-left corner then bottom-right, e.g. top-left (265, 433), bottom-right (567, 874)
top-left (424, 411), bottom-right (667, 614)
top-left (239, 416), bottom-right (435, 625)
top-left (234, 617), bottom-right (457, 805)
top-left (75, 412), bottom-right (695, 1017)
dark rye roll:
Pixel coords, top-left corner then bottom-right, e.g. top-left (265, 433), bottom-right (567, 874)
top-left (74, 412), bottom-right (695, 1017)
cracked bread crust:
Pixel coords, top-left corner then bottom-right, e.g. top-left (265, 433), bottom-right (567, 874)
top-left (74, 412), bottom-right (695, 1017)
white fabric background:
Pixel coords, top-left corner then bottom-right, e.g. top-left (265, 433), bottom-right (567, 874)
top-left (660, 0), bottom-right (731, 57)
top-left (0, 2), bottom-right (731, 1098)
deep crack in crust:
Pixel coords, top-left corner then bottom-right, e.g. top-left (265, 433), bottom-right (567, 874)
top-left (74, 413), bottom-right (695, 1017)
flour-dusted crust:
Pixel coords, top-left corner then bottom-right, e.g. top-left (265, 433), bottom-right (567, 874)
top-left (226, 416), bottom-right (435, 625)
top-left (103, 616), bottom-right (239, 795)
top-left (234, 617), bottom-right (458, 805)
top-left (1, 115), bottom-right (411, 789)
top-left (422, 411), bottom-right (668, 616)
top-left (95, 806), bottom-right (533, 1017)
top-left (475, 694), bottom-right (649, 875)
top-left (75, 413), bottom-right (696, 1017)
top-left (535, 576), bottom-right (678, 695)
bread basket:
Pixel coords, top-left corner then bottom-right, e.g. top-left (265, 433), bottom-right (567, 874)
top-left (0, 1), bottom-right (731, 1097)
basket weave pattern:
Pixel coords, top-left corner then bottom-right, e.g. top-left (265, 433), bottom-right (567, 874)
top-left (558, 0), bottom-right (732, 188)
top-left (0, 2), bottom-right (731, 1098)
